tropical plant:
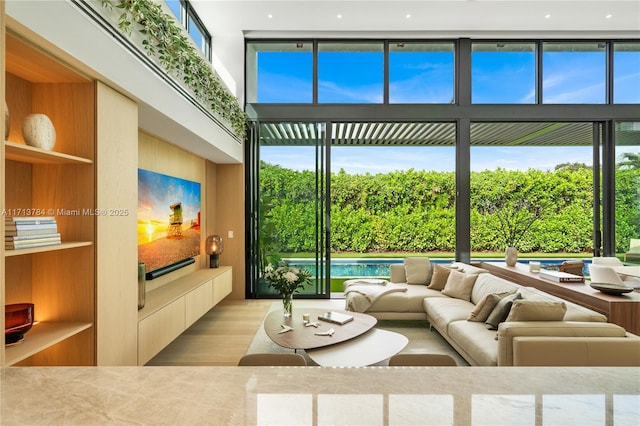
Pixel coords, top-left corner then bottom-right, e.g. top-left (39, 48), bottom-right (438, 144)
top-left (258, 194), bottom-right (281, 273)
top-left (257, 162), bottom-right (640, 255)
top-left (617, 152), bottom-right (640, 170)
top-left (98, 0), bottom-right (247, 138)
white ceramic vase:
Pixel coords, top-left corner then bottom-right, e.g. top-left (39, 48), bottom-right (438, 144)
top-left (505, 247), bottom-right (518, 266)
top-left (22, 113), bottom-right (56, 151)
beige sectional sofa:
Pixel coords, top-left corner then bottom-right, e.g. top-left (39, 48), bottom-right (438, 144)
top-left (344, 259), bottom-right (640, 366)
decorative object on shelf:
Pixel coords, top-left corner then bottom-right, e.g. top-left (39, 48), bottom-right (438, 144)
top-left (206, 235), bottom-right (224, 268)
top-left (138, 262), bottom-right (146, 310)
top-left (262, 262), bottom-right (312, 317)
top-left (505, 247), bottom-right (518, 266)
top-left (559, 260), bottom-right (584, 276)
top-left (589, 282), bottom-right (633, 295)
top-left (5, 303), bottom-right (35, 345)
top-left (4, 100), bottom-right (9, 139)
top-left (22, 113), bottom-right (56, 151)
top-left (529, 260), bottom-right (541, 272)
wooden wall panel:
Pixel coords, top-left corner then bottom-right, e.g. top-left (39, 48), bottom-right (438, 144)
top-left (31, 83), bottom-right (95, 160)
top-left (215, 163), bottom-right (245, 299)
top-left (5, 73), bottom-right (30, 144)
top-left (96, 82), bottom-right (138, 365)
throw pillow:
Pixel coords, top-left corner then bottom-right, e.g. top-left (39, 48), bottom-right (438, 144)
top-left (485, 293), bottom-right (522, 330)
top-left (505, 300), bottom-right (567, 322)
top-left (441, 270), bottom-right (478, 301)
top-left (404, 257), bottom-right (432, 285)
top-left (467, 292), bottom-right (510, 322)
top-left (427, 264), bottom-right (451, 290)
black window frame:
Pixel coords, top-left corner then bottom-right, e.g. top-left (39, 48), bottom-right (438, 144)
top-left (165, 0), bottom-right (212, 61)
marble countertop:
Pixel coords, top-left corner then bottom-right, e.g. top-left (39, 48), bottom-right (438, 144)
top-left (1, 366), bottom-right (639, 425)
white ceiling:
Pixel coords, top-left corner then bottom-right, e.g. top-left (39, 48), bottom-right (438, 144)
top-left (191, 0), bottom-right (640, 103)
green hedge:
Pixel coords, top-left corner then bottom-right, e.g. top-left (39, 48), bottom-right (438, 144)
top-left (260, 162), bottom-right (640, 254)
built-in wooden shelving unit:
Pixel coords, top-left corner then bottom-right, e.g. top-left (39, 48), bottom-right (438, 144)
top-left (5, 140), bottom-right (93, 164)
top-left (5, 321), bottom-right (93, 365)
top-left (3, 31), bottom-right (96, 366)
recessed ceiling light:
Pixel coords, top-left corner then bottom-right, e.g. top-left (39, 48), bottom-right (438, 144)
top-left (545, 14), bottom-right (551, 19)
top-left (605, 14), bottom-right (613, 19)
top-left (267, 14), bottom-right (273, 19)
top-left (337, 14), bottom-right (342, 19)
top-left (406, 14), bottom-right (412, 19)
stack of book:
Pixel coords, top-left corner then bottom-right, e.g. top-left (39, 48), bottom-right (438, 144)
top-left (5, 216), bottom-right (61, 250)
top-left (539, 269), bottom-right (585, 283)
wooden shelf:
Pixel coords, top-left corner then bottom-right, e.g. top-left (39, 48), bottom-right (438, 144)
top-left (4, 241), bottom-right (93, 257)
top-left (5, 141), bottom-right (93, 164)
top-left (4, 321), bottom-right (93, 366)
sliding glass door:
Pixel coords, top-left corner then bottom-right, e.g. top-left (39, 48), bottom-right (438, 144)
top-left (615, 121), bottom-right (640, 263)
top-left (249, 122), bottom-right (329, 298)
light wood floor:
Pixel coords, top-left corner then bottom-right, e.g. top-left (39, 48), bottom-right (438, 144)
top-left (147, 299), bottom-right (273, 366)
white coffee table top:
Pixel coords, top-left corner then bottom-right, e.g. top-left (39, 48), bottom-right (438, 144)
top-left (305, 328), bottom-right (408, 367)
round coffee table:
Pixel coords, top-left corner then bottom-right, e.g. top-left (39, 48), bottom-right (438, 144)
top-left (263, 308), bottom-right (377, 350)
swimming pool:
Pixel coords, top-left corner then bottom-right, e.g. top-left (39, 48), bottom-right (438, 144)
top-left (287, 258), bottom-right (592, 278)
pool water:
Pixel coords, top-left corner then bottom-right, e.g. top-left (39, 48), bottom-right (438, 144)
top-left (287, 258), bottom-right (592, 278)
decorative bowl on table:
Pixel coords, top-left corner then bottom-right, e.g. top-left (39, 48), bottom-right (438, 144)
top-left (589, 283), bottom-right (633, 295)
top-left (5, 303), bottom-right (35, 345)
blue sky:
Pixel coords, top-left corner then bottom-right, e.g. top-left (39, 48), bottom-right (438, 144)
top-left (262, 145), bottom-right (599, 174)
top-left (257, 46), bottom-right (639, 174)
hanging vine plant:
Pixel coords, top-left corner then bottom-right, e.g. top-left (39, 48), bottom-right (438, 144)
top-left (99, 0), bottom-right (247, 139)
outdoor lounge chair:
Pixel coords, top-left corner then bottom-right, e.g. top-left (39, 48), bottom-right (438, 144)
top-left (624, 239), bottom-right (640, 261)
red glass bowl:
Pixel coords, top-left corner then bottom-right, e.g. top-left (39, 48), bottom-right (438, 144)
top-left (5, 303), bottom-right (35, 345)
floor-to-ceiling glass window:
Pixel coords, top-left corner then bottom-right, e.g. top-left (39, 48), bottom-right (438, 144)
top-left (245, 37), bottom-right (640, 298)
top-left (615, 122), bottom-right (640, 264)
top-left (256, 122), bottom-right (328, 297)
top-left (470, 123), bottom-right (596, 259)
top-left (329, 122), bottom-right (456, 291)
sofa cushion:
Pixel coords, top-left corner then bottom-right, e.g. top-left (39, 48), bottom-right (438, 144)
top-left (424, 297), bottom-right (475, 333)
top-left (404, 257), bottom-right (432, 285)
top-left (427, 264), bottom-right (451, 290)
top-left (518, 287), bottom-right (607, 322)
top-left (367, 283), bottom-right (444, 313)
top-left (505, 300), bottom-right (567, 322)
top-left (467, 292), bottom-right (510, 322)
top-left (442, 270), bottom-right (478, 301)
top-left (448, 320), bottom-right (499, 366)
top-left (485, 293), bottom-right (522, 330)
top-left (470, 273), bottom-right (519, 305)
